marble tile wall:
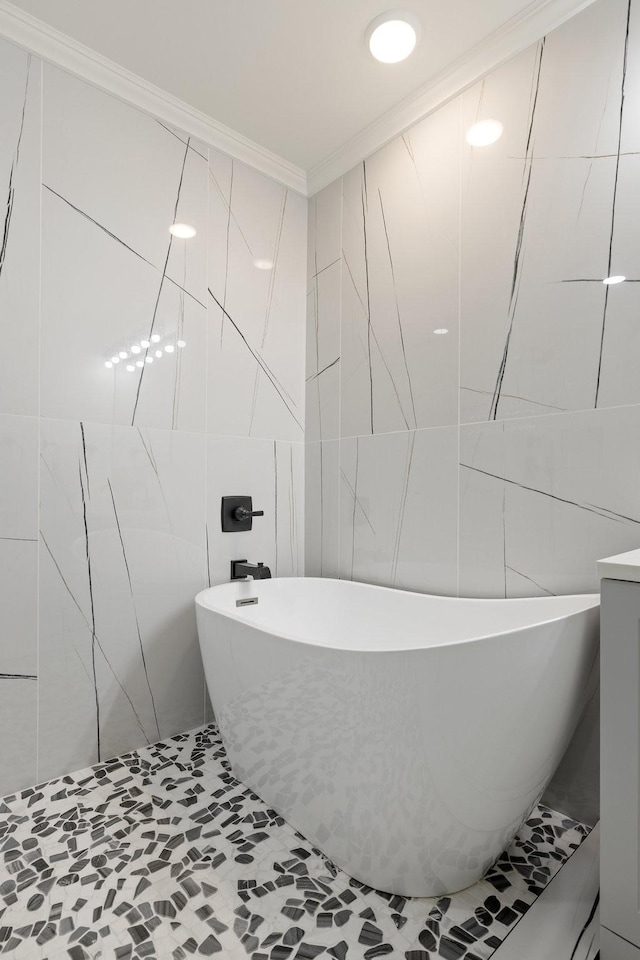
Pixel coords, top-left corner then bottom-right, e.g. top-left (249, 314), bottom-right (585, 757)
top-left (306, 0), bottom-right (639, 823)
top-left (306, 0), bottom-right (639, 605)
top-left (0, 46), bottom-right (306, 796)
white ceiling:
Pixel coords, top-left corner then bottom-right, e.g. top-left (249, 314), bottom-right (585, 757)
top-left (6, 0), bottom-right (554, 172)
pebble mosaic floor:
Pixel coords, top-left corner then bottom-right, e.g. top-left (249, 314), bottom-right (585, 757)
top-left (0, 724), bottom-right (590, 960)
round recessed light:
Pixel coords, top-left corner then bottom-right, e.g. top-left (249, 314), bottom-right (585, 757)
top-left (367, 12), bottom-right (419, 64)
top-left (177, 339), bottom-right (186, 348)
top-left (603, 275), bottom-right (626, 284)
top-left (104, 361), bottom-right (113, 369)
top-left (433, 328), bottom-right (449, 335)
top-left (135, 359), bottom-right (144, 368)
top-left (155, 349), bottom-right (163, 358)
top-left (119, 351), bottom-right (128, 360)
top-left (126, 364), bottom-right (135, 372)
top-left (254, 258), bottom-right (274, 271)
top-left (131, 345), bottom-right (141, 355)
top-left (164, 344), bottom-right (175, 354)
top-left (169, 223), bottom-right (197, 239)
top-left (466, 119), bottom-right (504, 147)
top-left (151, 334), bottom-right (160, 343)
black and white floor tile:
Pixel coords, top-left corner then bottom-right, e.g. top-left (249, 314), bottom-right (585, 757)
top-left (0, 725), bottom-right (592, 960)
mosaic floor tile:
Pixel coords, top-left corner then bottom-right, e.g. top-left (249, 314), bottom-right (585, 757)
top-left (0, 725), bottom-right (590, 960)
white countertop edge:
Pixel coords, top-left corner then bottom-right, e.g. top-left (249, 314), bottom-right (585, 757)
top-left (598, 548), bottom-right (640, 583)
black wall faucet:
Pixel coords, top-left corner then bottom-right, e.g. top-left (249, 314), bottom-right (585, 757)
top-left (230, 560), bottom-right (272, 581)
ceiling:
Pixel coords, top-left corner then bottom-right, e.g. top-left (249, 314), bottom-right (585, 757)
top-left (7, 0), bottom-right (552, 172)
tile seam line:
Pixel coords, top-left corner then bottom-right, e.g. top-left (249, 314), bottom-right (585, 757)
top-left (335, 399), bottom-right (640, 441)
top-left (35, 55), bottom-right (42, 786)
top-left (32, 414), bottom-right (303, 445)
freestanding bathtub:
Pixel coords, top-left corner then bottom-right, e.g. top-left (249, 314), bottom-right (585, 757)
top-left (195, 577), bottom-right (599, 897)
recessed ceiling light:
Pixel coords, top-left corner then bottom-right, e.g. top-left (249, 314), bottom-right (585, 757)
top-left (254, 258), bottom-right (274, 270)
top-left (433, 328), bottom-right (449, 335)
top-left (603, 275), bottom-right (626, 284)
top-left (466, 119), bottom-right (504, 147)
top-left (366, 12), bottom-right (419, 64)
top-left (169, 223), bottom-right (197, 239)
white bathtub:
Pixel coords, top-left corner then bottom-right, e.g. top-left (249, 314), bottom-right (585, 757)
top-left (195, 577), bottom-right (599, 897)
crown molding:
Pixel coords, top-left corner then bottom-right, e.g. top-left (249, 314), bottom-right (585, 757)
top-left (307, 0), bottom-right (598, 196)
top-left (0, 0), bottom-right (308, 196)
top-left (0, 0), bottom-right (598, 200)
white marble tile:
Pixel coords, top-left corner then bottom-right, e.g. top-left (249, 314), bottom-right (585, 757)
top-left (0, 539), bottom-right (37, 676)
top-left (0, 414), bottom-right (38, 540)
top-left (206, 436), bottom-right (304, 587)
top-left (460, 0), bottom-right (631, 424)
top-left (0, 42), bottom-right (40, 417)
top-left (306, 260), bottom-right (341, 442)
top-left (0, 414), bottom-right (38, 797)
top-left (305, 440), bottom-right (340, 578)
top-left (306, 180), bottom-right (342, 443)
top-left (0, 678), bottom-right (36, 799)
top-left (43, 65), bottom-right (207, 301)
top-left (493, 824), bottom-right (599, 960)
top-left (207, 150), bottom-right (306, 441)
top-left (543, 663), bottom-right (600, 828)
top-left (621, 0), bottom-right (640, 155)
top-left (41, 66), bottom-right (208, 430)
top-left (307, 178), bottom-right (342, 285)
top-left (340, 427), bottom-right (458, 593)
top-left (597, 155), bottom-right (640, 409)
top-left (164, 133), bottom-right (209, 308)
top-left (38, 419), bottom-right (207, 782)
top-left (341, 98), bottom-right (460, 438)
top-left (40, 187), bottom-right (208, 431)
top-left (601, 927), bottom-right (640, 960)
top-left (274, 439), bottom-right (305, 578)
top-left (460, 405), bottom-right (640, 597)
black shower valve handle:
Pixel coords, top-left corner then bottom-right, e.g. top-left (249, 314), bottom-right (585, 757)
top-left (233, 506), bottom-right (265, 522)
top-left (221, 496), bottom-right (265, 532)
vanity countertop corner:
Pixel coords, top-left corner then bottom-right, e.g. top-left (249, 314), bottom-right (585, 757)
top-left (597, 548), bottom-right (640, 583)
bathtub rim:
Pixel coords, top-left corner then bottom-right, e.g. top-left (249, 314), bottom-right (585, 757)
top-left (195, 577), bottom-right (599, 654)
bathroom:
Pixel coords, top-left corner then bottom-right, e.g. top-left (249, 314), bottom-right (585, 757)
top-left (0, 0), bottom-right (638, 956)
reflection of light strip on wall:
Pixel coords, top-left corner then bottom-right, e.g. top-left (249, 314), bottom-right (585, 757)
top-left (104, 338), bottom-right (186, 370)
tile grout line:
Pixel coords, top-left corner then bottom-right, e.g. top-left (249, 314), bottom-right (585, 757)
top-left (457, 95), bottom-right (462, 601)
top-left (35, 55), bottom-right (43, 786)
top-left (337, 177), bottom-right (344, 583)
top-left (203, 139), bottom-right (210, 724)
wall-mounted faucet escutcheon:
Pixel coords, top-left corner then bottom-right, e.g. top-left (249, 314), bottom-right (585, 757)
top-left (221, 496), bottom-right (265, 532)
